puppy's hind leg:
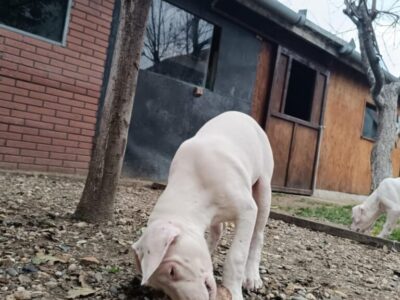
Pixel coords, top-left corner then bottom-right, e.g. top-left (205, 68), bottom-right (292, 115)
top-left (378, 208), bottom-right (400, 239)
top-left (243, 176), bottom-right (271, 291)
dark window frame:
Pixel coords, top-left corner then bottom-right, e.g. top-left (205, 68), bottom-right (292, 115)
top-left (140, 0), bottom-right (220, 89)
top-left (0, 0), bottom-right (73, 45)
top-left (361, 102), bottom-right (378, 142)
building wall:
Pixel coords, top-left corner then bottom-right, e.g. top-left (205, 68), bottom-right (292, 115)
top-left (316, 63), bottom-right (400, 195)
top-left (0, 0), bottom-right (114, 174)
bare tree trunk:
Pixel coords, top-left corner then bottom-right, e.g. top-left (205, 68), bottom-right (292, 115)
top-left (371, 85), bottom-right (398, 189)
top-left (74, 0), bottom-right (151, 223)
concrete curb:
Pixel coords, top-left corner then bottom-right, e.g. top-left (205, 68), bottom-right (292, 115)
top-left (269, 211), bottom-right (400, 251)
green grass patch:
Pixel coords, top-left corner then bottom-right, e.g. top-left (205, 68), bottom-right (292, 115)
top-left (107, 266), bottom-right (120, 274)
top-left (291, 205), bottom-right (400, 242)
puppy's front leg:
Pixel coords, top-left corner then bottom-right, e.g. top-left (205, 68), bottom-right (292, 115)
top-left (222, 199), bottom-right (257, 300)
top-left (378, 208), bottom-right (400, 238)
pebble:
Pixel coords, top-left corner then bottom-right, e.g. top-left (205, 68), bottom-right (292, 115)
top-left (6, 268), bottom-right (19, 277)
top-left (68, 263), bottom-right (77, 272)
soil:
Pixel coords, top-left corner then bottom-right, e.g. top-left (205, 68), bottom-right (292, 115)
top-left (1, 172), bottom-right (400, 300)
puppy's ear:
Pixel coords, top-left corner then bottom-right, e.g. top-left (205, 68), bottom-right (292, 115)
top-left (359, 206), bottom-right (365, 215)
top-left (132, 222), bottom-right (180, 285)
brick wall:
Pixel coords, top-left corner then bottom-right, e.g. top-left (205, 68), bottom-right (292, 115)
top-left (0, 0), bottom-right (115, 174)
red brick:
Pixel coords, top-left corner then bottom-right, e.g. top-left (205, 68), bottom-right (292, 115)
top-left (35, 157), bottom-right (62, 166)
top-left (53, 138), bottom-right (78, 147)
top-left (94, 38), bottom-right (108, 48)
top-left (35, 61), bottom-right (62, 74)
top-left (40, 129), bottom-right (67, 139)
top-left (66, 147), bottom-right (91, 155)
top-left (78, 66), bottom-right (103, 79)
top-left (0, 29), bottom-right (23, 41)
top-left (0, 44), bottom-right (21, 55)
top-left (86, 14), bottom-right (110, 29)
top-left (14, 95), bottom-right (43, 107)
top-left (4, 155), bottom-right (34, 164)
top-left (19, 163), bottom-right (47, 172)
top-left (68, 43), bottom-right (93, 55)
top-left (37, 143), bottom-right (65, 153)
top-left (44, 101), bottom-right (71, 112)
top-left (82, 41), bottom-right (106, 54)
top-left (50, 59), bottom-right (78, 72)
top-left (27, 106), bottom-right (56, 117)
top-left (97, 26), bottom-right (110, 36)
top-left (55, 124), bottom-right (81, 134)
top-left (71, 8), bottom-right (87, 19)
top-left (7, 140), bottom-right (36, 150)
top-left (23, 134), bottom-right (51, 144)
top-left (23, 36), bottom-right (53, 50)
top-left (0, 85), bottom-right (28, 97)
top-left (56, 110), bottom-right (83, 120)
top-left (75, 0), bottom-right (90, 6)
top-left (75, 2), bottom-right (102, 17)
top-left (48, 166), bottom-right (75, 174)
top-left (29, 91), bottom-right (58, 103)
top-left (91, 64), bottom-right (104, 73)
top-left (77, 155), bottom-right (91, 162)
top-left (69, 22), bottom-right (84, 33)
top-left (51, 74), bottom-right (75, 85)
top-left (25, 120), bottom-right (54, 130)
top-left (3, 53), bottom-right (34, 67)
top-left (12, 110), bottom-right (40, 121)
top-left (65, 56), bottom-right (90, 69)
top-left (0, 108), bottom-right (10, 116)
top-left (0, 59), bottom-right (18, 71)
top-left (82, 115), bottom-right (97, 124)
top-left (21, 50), bottom-right (50, 64)
top-left (61, 83), bottom-right (86, 95)
top-left (9, 125), bottom-right (39, 135)
top-left (79, 142), bottom-right (93, 149)
top-left (0, 123), bottom-right (8, 131)
top-left (0, 139), bottom-right (5, 147)
top-left (70, 120), bottom-right (95, 130)
top-left (0, 99), bottom-right (26, 111)
top-left (88, 76), bottom-right (103, 85)
top-left (0, 115), bottom-right (24, 125)
top-left (0, 68), bottom-right (32, 82)
top-left (83, 28), bottom-right (108, 41)
top-left (50, 152), bottom-right (76, 160)
top-left (85, 103), bottom-right (98, 111)
top-left (69, 29), bottom-right (95, 43)
top-left (68, 133), bottom-right (92, 142)
top-left (0, 146), bottom-right (19, 155)
top-left (67, 36), bottom-right (82, 46)
top-left (62, 69), bottom-right (89, 82)
top-left (77, 81), bottom-right (101, 92)
top-left (31, 76), bottom-right (60, 89)
top-left (58, 97), bottom-right (85, 109)
top-left (42, 115), bottom-right (69, 125)
top-left (72, 106), bottom-right (97, 117)
top-left (0, 161), bottom-right (18, 169)
top-left (16, 80), bottom-right (45, 93)
top-left (52, 46), bottom-right (80, 58)
top-left (63, 160), bottom-right (89, 168)
top-left (93, 51), bottom-right (106, 60)
top-left (46, 87), bottom-right (73, 99)
top-left (18, 65), bottom-right (48, 78)
top-left (36, 48), bottom-right (65, 61)
top-left (5, 38), bottom-right (36, 53)
top-left (21, 149), bottom-right (49, 158)
top-left (0, 76), bottom-right (16, 86)
top-left (76, 168), bottom-right (88, 174)
top-left (81, 129), bottom-right (95, 137)
top-left (100, 11), bottom-right (113, 22)
top-left (72, 16), bottom-right (98, 30)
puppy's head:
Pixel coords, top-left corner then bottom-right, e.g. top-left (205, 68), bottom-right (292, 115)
top-left (132, 221), bottom-right (216, 300)
top-left (351, 204), bottom-right (375, 233)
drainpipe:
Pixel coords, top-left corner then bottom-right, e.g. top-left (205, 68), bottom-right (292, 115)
top-left (252, 0), bottom-right (307, 26)
top-left (338, 38), bottom-right (356, 56)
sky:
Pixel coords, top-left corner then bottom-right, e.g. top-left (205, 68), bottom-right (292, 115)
top-left (278, 0), bottom-right (400, 77)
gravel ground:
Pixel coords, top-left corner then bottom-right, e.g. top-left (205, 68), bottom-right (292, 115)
top-left (1, 172), bottom-right (400, 300)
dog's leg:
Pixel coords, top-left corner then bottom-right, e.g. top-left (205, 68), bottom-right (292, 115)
top-left (222, 192), bottom-right (257, 300)
top-left (243, 176), bottom-right (271, 291)
top-left (378, 208), bottom-right (400, 238)
top-left (207, 223), bottom-right (223, 254)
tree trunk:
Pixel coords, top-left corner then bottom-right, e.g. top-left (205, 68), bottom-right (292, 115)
top-left (74, 0), bottom-right (151, 223)
top-left (371, 84), bottom-right (398, 189)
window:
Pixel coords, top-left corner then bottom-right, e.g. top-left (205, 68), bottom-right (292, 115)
top-left (0, 0), bottom-right (71, 43)
top-left (362, 103), bottom-right (377, 140)
top-left (140, 0), bottom-right (219, 88)
top-left (284, 60), bottom-right (316, 121)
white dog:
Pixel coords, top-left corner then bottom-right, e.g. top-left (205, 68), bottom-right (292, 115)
top-left (132, 111), bottom-right (274, 300)
top-left (351, 177), bottom-right (400, 238)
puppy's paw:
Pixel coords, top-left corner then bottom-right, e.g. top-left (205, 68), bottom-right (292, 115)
top-left (242, 273), bottom-right (263, 291)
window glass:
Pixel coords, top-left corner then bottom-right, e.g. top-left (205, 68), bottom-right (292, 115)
top-left (0, 0), bottom-right (70, 43)
top-left (362, 104), bottom-right (377, 140)
top-left (140, 0), bottom-right (217, 87)
top-left (284, 60), bottom-right (316, 121)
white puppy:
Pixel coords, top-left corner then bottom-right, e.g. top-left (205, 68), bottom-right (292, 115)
top-left (132, 111), bottom-right (274, 300)
top-left (351, 177), bottom-right (400, 238)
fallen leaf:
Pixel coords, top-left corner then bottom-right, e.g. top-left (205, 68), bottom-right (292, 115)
top-left (80, 256), bottom-right (100, 265)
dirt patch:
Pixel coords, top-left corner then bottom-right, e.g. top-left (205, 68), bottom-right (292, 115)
top-left (1, 172), bottom-right (400, 300)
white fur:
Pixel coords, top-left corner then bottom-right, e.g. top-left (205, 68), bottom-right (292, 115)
top-left (351, 177), bottom-right (400, 238)
top-left (132, 111), bottom-right (274, 300)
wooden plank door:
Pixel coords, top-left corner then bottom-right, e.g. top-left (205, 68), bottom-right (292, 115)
top-left (264, 47), bottom-right (329, 195)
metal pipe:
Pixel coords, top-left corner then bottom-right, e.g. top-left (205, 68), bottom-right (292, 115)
top-left (253, 0), bottom-right (307, 26)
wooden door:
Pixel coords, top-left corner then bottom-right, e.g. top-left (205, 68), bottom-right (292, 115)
top-left (264, 47), bottom-right (329, 195)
